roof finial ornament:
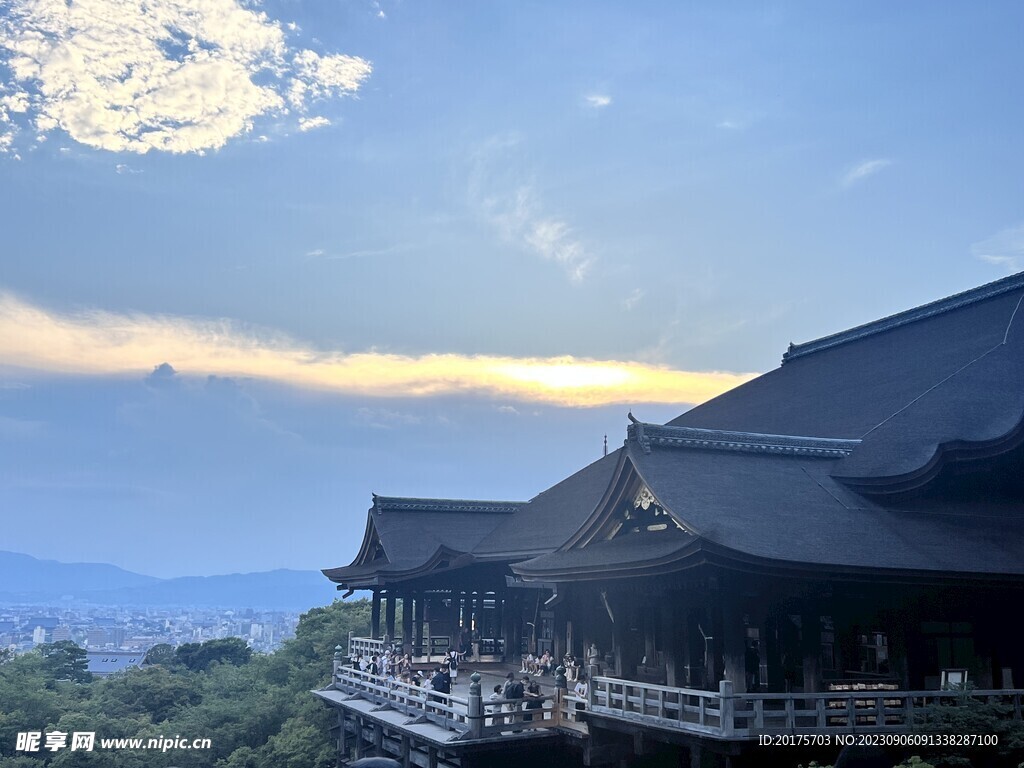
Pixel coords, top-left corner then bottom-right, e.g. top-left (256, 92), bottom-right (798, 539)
top-left (627, 411), bottom-right (639, 425)
top-left (603, 434), bottom-right (608, 457)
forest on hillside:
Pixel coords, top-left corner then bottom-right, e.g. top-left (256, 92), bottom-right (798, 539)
top-left (0, 599), bottom-right (370, 767)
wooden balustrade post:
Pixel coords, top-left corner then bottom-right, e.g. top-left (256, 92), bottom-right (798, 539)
top-left (719, 679), bottom-right (735, 738)
top-left (333, 645), bottom-right (344, 680)
top-left (468, 672), bottom-right (483, 739)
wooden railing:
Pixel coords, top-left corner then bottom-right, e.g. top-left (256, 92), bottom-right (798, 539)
top-left (731, 688), bottom-right (1024, 737)
top-left (590, 677), bottom-right (726, 736)
top-left (330, 653), bottom-right (586, 740)
top-left (348, 636), bottom-right (390, 659)
top-left (588, 677), bottom-right (1024, 740)
top-left (333, 664), bottom-right (472, 733)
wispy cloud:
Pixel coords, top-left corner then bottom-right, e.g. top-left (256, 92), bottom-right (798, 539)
top-left (304, 244), bottom-right (408, 261)
top-left (298, 116), bottom-right (331, 132)
top-left (971, 224), bottom-right (1024, 273)
top-left (584, 94), bottom-right (611, 109)
top-left (355, 407), bottom-right (421, 429)
top-left (841, 158), bottom-right (892, 188)
top-left (622, 288), bottom-right (645, 311)
top-left (469, 135), bottom-right (593, 281)
top-left (0, 294), bottom-right (756, 408)
top-left (0, 0), bottom-right (371, 155)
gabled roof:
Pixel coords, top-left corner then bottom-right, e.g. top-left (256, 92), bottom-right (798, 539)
top-left (513, 420), bottom-right (1024, 580)
top-left (322, 495), bottom-right (525, 588)
top-left (517, 273), bottom-right (1024, 581)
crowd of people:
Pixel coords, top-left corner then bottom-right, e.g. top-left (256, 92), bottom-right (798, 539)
top-left (346, 642), bottom-right (590, 725)
top-left (519, 650), bottom-right (583, 681)
top-left (349, 646), bottom-right (463, 694)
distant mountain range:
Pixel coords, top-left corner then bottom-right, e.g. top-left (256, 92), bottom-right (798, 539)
top-left (0, 551), bottom-right (340, 609)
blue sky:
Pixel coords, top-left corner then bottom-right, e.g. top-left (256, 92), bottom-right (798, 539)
top-left (1, 1), bottom-right (1023, 577)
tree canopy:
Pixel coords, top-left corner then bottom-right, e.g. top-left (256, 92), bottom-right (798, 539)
top-left (0, 599), bottom-right (370, 768)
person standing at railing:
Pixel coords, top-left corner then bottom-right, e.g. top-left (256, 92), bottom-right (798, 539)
top-left (429, 665), bottom-right (450, 703)
top-left (523, 681), bottom-right (543, 722)
top-left (487, 684), bottom-right (503, 726)
top-left (502, 672), bottom-right (524, 729)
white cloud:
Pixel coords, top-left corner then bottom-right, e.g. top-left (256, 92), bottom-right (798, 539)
top-left (0, 293), bottom-right (757, 408)
top-left (716, 119), bottom-right (741, 130)
top-left (841, 158), bottom-right (891, 187)
top-left (469, 135), bottom-right (593, 282)
top-left (584, 93), bottom-right (611, 109)
top-left (0, 0), bottom-right (371, 155)
top-left (115, 163), bottom-right (143, 174)
top-left (971, 224), bottom-right (1024, 273)
top-left (298, 115), bottom-right (331, 132)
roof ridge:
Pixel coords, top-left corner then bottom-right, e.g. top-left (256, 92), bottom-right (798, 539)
top-left (782, 270), bottom-right (1024, 364)
top-left (627, 420), bottom-right (860, 457)
top-left (371, 494), bottom-right (525, 513)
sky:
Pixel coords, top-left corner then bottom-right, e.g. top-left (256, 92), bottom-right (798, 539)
top-left (1, 1), bottom-right (1023, 578)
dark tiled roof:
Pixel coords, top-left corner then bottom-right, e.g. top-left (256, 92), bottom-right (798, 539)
top-left (473, 450), bottom-right (622, 558)
top-left (515, 434), bottom-right (1024, 579)
top-left (323, 496), bottom-right (526, 587)
top-left (832, 318), bottom-right (1024, 487)
top-left (512, 531), bottom-right (695, 579)
top-left (782, 271), bottom-right (1024, 363)
top-left (669, 275), bottom-right (1024, 439)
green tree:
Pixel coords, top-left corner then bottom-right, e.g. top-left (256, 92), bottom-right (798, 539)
top-left (142, 644), bottom-right (175, 667)
top-left (92, 666), bottom-right (201, 723)
top-left (914, 689), bottom-right (1024, 768)
top-left (39, 642), bottom-right (91, 684)
top-left (175, 638), bottom-right (252, 672)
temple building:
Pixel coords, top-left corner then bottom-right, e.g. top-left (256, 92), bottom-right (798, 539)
top-left (319, 271), bottom-right (1024, 765)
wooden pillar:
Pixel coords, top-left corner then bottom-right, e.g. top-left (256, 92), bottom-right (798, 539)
top-left (400, 734), bottom-right (411, 768)
top-left (414, 593), bottom-right (425, 656)
top-left (385, 591), bottom-right (397, 642)
top-left (801, 608), bottom-right (822, 693)
top-left (494, 591), bottom-right (504, 655)
top-left (511, 593), bottom-right (523, 658)
top-left (371, 590), bottom-right (381, 639)
top-left (554, 606), bottom-right (565, 661)
top-left (342, 712), bottom-right (350, 765)
top-left (644, 608), bottom-right (657, 667)
top-left (353, 716), bottom-right (363, 759)
top-left (663, 597), bottom-right (678, 687)
top-left (402, 592), bottom-right (413, 654)
top-left (720, 583), bottom-right (747, 693)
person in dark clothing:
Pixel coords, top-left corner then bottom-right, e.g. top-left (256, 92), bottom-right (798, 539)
top-left (429, 666), bottom-right (451, 707)
top-left (503, 672), bottom-right (525, 729)
top-left (523, 680), bottom-right (543, 722)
